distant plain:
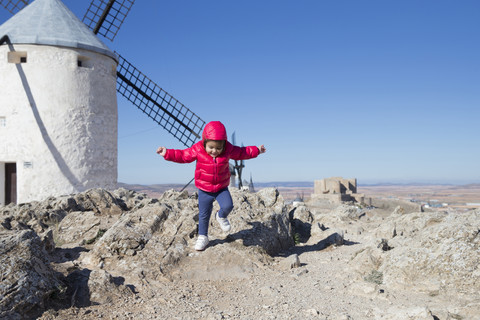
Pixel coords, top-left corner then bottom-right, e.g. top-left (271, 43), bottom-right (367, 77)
top-left (119, 182), bottom-right (480, 210)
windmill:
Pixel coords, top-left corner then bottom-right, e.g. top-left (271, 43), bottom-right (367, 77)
top-left (0, 0), bottom-right (206, 148)
top-left (231, 131), bottom-right (245, 189)
top-left (0, 0), bottom-right (206, 203)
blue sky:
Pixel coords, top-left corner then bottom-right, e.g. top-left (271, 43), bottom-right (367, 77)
top-left (2, 1), bottom-right (479, 185)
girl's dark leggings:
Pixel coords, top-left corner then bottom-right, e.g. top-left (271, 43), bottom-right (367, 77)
top-left (198, 187), bottom-right (233, 236)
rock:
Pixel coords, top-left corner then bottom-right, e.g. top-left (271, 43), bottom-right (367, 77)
top-left (256, 188), bottom-right (279, 207)
top-left (0, 230), bottom-right (63, 319)
top-left (377, 238), bottom-right (393, 251)
top-left (291, 205), bottom-right (313, 223)
top-left (289, 205), bottom-right (314, 243)
top-left (309, 221), bottom-right (326, 240)
top-left (112, 188), bottom-right (156, 210)
top-left (334, 229), bottom-right (345, 246)
top-left (279, 254), bottom-right (301, 270)
top-left (159, 189), bottom-right (189, 201)
top-left (374, 221), bottom-right (397, 239)
top-left (392, 206), bottom-right (405, 216)
top-left (84, 203), bottom-right (170, 261)
top-left (55, 211), bottom-right (102, 246)
top-left (88, 270), bottom-right (134, 305)
top-left (333, 204), bottom-right (364, 221)
top-left (305, 308), bottom-right (319, 316)
top-left (40, 229), bottom-right (55, 253)
top-left (73, 188), bottom-right (125, 215)
top-left (352, 209), bottom-right (480, 296)
top-left (232, 210), bottom-right (293, 256)
top-left (308, 228), bottom-right (346, 248)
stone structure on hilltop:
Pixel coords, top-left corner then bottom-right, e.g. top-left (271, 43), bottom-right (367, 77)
top-left (311, 177), bottom-right (371, 205)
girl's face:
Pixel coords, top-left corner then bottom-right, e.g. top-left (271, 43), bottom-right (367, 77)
top-left (205, 140), bottom-right (224, 158)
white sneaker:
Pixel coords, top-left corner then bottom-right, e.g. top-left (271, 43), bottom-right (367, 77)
top-left (216, 212), bottom-right (231, 232)
top-left (195, 235), bottom-right (209, 251)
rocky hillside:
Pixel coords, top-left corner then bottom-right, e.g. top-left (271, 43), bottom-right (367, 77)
top-left (0, 188), bottom-right (479, 319)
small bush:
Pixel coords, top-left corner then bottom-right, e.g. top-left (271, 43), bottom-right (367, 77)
top-left (84, 228), bottom-right (107, 245)
top-left (293, 232), bottom-right (301, 245)
top-left (364, 269), bottom-right (383, 285)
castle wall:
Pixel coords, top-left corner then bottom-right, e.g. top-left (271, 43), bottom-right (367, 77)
top-left (0, 44), bottom-right (118, 204)
top-left (312, 177), bottom-right (370, 205)
top-left (314, 177), bottom-right (357, 194)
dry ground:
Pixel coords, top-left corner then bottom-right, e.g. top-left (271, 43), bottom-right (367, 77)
top-left (359, 184), bottom-right (480, 209)
top-left (41, 235), bottom-right (455, 320)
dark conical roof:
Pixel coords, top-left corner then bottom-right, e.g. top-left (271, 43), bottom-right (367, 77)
top-left (0, 0), bottom-right (117, 61)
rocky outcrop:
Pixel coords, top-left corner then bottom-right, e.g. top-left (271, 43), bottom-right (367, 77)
top-left (0, 230), bottom-right (63, 320)
top-left (380, 210), bottom-right (480, 295)
top-left (306, 198), bottom-right (480, 316)
top-left (0, 187), bottom-right (292, 318)
top-left (2, 187), bottom-right (479, 319)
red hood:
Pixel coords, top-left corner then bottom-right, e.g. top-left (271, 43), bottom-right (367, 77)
top-left (202, 121), bottom-right (228, 141)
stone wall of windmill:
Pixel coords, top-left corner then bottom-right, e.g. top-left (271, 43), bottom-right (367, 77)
top-left (0, 44), bottom-right (118, 204)
top-left (0, 0), bottom-right (118, 204)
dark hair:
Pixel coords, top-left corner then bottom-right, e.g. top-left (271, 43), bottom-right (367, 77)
top-left (203, 139), bottom-right (225, 149)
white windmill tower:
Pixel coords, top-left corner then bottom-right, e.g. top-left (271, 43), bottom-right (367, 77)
top-left (0, 0), bottom-right (207, 205)
top-left (0, 0), bottom-right (119, 204)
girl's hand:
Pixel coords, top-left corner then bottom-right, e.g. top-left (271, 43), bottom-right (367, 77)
top-left (156, 146), bottom-right (167, 157)
top-left (258, 145), bottom-right (266, 154)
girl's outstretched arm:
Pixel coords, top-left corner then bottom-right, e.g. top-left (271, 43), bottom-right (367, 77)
top-left (159, 144), bottom-right (198, 163)
top-left (258, 145), bottom-right (266, 154)
top-left (156, 146), bottom-right (167, 157)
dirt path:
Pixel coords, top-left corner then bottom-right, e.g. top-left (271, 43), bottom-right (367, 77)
top-left (39, 232), bottom-right (459, 320)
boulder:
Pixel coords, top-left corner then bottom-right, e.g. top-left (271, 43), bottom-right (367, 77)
top-left (88, 270), bottom-right (135, 305)
top-left (382, 210), bottom-right (480, 295)
top-left (256, 187), bottom-right (280, 207)
top-left (0, 230), bottom-right (63, 319)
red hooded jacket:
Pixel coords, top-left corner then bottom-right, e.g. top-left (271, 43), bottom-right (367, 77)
top-left (164, 121), bottom-right (260, 193)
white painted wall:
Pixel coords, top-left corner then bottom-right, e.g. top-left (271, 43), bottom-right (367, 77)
top-left (0, 44), bottom-right (118, 203)
top-left (0, 162), bottom-right (5, 205)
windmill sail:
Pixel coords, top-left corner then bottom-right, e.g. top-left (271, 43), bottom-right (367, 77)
top-left (117, 53), bottom-right (205, 147)
top-left (0, 0), bottom-right (29, 14)
top-left (83, 0), bottom-right (135, 41)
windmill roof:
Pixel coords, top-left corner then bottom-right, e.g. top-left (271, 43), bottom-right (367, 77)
top-left (0, 0), bottom-right (117, 61)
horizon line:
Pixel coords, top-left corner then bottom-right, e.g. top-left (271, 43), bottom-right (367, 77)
top-left (118, 180), bottom-right (480, 186)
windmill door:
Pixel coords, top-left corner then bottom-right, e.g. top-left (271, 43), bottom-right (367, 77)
top-left (5, 163), bottom-right (17, 205)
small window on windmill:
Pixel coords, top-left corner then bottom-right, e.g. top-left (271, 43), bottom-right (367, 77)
top-left (8, 52), bottom-right (27, 64)
top-left (0, 117), bottom-right (6, 127)
top-left (77, 55), bottom-right (92, 68)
